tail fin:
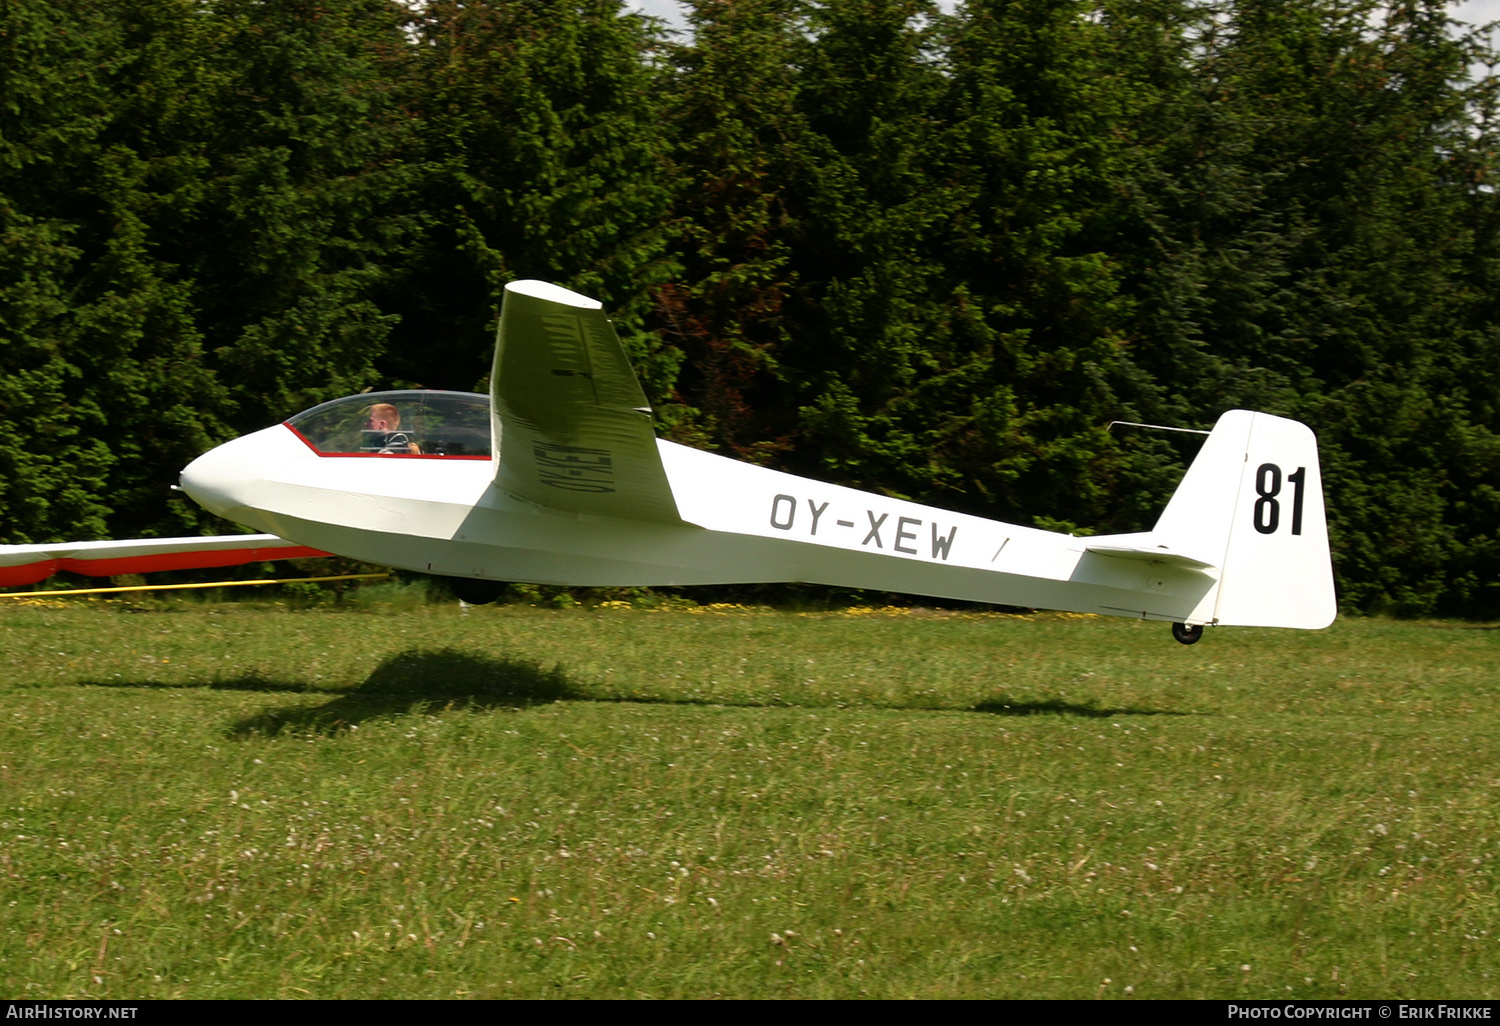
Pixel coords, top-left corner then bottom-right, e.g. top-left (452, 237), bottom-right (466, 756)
top-left (1153, 410), bottom-right (1336, 628)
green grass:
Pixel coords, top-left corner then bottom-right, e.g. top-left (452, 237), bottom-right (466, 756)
top-left (2, 599), bottom-right (1499, 998)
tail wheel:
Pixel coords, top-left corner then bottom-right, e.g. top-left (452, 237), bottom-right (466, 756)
top-left (1171, 622), bottom-right (1204, 645)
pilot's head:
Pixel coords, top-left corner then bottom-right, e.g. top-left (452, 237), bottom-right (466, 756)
top-left (365, 403), bottom-right (401, 432)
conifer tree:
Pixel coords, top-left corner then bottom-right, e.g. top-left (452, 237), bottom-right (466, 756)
top-left (653, 0), bottom-right (812, 458)
top-left (0, 0), bottom-right (227, 541)
top-left (389, 0), bottom-right (678, 399)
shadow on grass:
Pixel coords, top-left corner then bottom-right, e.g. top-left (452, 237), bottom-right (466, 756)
top-left (227, 648), bottom-right (580, 738)
top-left (77, 647), bottom-right (1191, 733)
top-left (75, 673), bottom-right (323, 695)
top-left (969, 698), bottom-right (1191, 718)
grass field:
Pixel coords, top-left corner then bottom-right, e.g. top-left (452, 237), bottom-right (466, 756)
top-left (2, 594), bottom-right (1499, 999)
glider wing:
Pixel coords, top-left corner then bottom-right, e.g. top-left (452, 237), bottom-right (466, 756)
top-left (491, 280), bottom-right (681, 524)
top-left (0, 535), bottom-right (326, 587)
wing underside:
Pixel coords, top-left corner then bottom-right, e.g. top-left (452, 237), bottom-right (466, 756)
top-left (0, 535), bottom-right (326, 587)
top-left (491, 280), bottom-right (681, 524)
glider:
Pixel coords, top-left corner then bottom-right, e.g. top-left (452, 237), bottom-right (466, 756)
top-left (0, 280), bottom-right (1337, 643)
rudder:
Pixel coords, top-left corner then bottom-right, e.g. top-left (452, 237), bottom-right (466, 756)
top-left (1153, 410), bottom-right (1336, 629)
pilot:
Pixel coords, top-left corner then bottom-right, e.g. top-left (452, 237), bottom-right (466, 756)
top-left (362, 402), bottom-right (421, 455)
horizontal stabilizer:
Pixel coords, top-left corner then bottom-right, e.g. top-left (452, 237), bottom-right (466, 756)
top-left (0, 535), bottom-right (326, 587)
top-left (1083, 541), bottom-right (1216, 570)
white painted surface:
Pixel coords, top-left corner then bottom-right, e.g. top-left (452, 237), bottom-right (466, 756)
top-left (161, 279), bottom-right (1340, 634)
top-left (0, 534), bottom-right (298, 568)
top-left (174, 406), bottom-right (1333, 630)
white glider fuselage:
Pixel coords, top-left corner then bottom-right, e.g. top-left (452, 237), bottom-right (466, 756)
top-left (179, 409), bottom-right (1311, 629)
top-left (0, 279), bottom-right (1338, 634)
top-left (166, 278), bottom-right (1339, 634)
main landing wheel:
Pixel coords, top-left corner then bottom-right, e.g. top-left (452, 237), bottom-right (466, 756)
top-left (1171, 622), bottom-right (1204, 646)
top-left (449, 577), bottom-right (505, 605)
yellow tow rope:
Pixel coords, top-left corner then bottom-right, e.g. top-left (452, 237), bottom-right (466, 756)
top-left (0, 573), bottom-right (390, 599)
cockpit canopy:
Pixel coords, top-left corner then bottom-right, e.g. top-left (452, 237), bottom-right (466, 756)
top-left (285, 390), bottom-right (491, 458)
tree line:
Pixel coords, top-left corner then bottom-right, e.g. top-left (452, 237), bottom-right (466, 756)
top-left (2, 0), bottom-right (1497, 616)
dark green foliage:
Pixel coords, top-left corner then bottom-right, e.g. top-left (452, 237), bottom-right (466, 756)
top-left (1, 0), bottom-right (1497, 615)
top-left (1132, 0), bottom-right (1500, 614)
top-left (653, 0), bottom-right (811, 457)
top-left (186, 0), bottom-right (416, 429)
top-left (0, 0), bottom-right (225, 542)
top-left (0, 0), bottom-right (413, 542)
top-left (386, 0), bottom-right (678, 396)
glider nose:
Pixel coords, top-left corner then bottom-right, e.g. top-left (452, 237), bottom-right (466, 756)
top-left (178, 423), bottom-right (307, 532)
top-left (179, 442), bottom-right (244, 519)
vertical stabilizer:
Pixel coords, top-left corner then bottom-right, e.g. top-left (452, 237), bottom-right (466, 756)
top-left (1153, 410), bottom-right (1336, 629)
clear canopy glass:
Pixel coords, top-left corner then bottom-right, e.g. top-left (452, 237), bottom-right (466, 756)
top-left (285, 390), bottom-right (491, 458)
